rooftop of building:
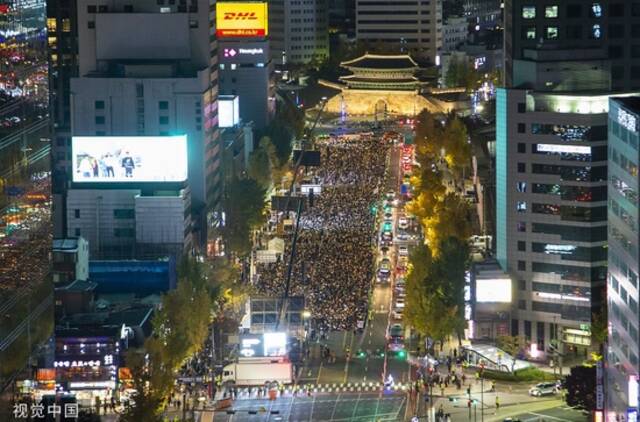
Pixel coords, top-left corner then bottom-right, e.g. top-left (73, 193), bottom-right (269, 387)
top-left (53, 238), bottom-right (81, 252)
top-left (56, 279), bottom-right (97, 292)
top-left (56, 305), bottom-right (154, 336)
top-left (615, 96), bottom-right (640, 112)
top-left (339, 75), bottom-right (419, 84)
top-left (89, 259), bottom-right (176, 295)
top-left (341, 53), bottom-right (419, 70)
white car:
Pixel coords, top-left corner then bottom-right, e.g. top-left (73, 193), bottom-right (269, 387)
top-left (398, 245), bottom-right (409, 256)
top-left (392, 309), bottom-right (404, 320)
top-left (398, 217), bottom-right (409, 230)
top-left (395, 298), bottom-right (405, 309)
top-left (396, 231), bottom-right (409, 241)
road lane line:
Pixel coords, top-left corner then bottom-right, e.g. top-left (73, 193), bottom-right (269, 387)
top-left (527, 411), bottom-right (573, 421)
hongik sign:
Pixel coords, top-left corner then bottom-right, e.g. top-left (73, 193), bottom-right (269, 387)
top-left (216, 2), bottom-right (268, 38)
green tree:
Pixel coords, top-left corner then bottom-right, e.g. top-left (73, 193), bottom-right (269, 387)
top-left (222, 177), bottom-right (267, 256)
top-left (591, 309), bottom-right (608, 352)
top-left (564, 365), bottom-right (596, 411)
top-left (247, 140), bottom-right (272, 189)
top-left (496, 335), bottom-right (522, 357)
top-left (441, 116), bottom-right (471, 175)
top-left (444, 55), bottom-right (460, 88)
top-left (404, 239), bottom-right (469, 346)
top-left (122, 258), bottom-right (215, 419)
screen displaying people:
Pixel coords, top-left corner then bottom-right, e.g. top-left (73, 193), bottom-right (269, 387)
top-left (72, 136), bottom-right (188, 183)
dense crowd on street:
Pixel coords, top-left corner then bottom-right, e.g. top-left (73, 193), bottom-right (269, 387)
top-left (256, 135), bottom-right (390, 331)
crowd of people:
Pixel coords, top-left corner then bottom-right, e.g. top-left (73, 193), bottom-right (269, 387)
top-left (256, 135), bottom-right (390, 331)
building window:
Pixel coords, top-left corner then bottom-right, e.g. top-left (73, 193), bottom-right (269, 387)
top-left (114, 228), bottom-right (135, 238)
top-left (566, 4), bottom-right (581, 18)
top-left (189, 19), bottom-right (198, 28)
top-left (517, 143), bottom-right (526, 153)
top-left (517, 162), bottom-right (526, 173)
top-left (518, 300), bottom-right (527, 310)
top-left (113, 209), bottom-right (135, 219)
top-left (517, 201), bottom-right (527, 212)
top-left (517, 182), bottom-right (527, 192)
top-left (95, 100), bottom-right (105, 110)
top-left (87, 5), bottom-right (96, 13)
top-left (523, 26), bottom-right (536, 40)
top-left (88, 21), bottom-right (95, 29)
top-left (518, 241), bottom-right (526, 251)
top-left (609, 45), bottom-right (623, 58)
top-left (567, 25), bottom-right (582, 39)
top-left (545, 5), bottom-right (558, 18)
top-left (95, 116), bottom-right (105, 125)
top-left (518, 260), bottom-right (526, 271)
top-left (518, 123), bottom-right (526, 133)
top-left (591, 24), bottom-right (602, 39)
top-left (590, 3), bottom-right (602, 18)
top-left (124, 4), bottom-right (133, 12)
top-left (609, 3), bottom-right (624, 17)
top-left (74, 228), bottom-right (81, 237)
top-left (517, 103), bottom-right (526, 113)
top-left (546, 27), bottom-right (559, 39)
top-left (62, 18), bottom-right (71, 32)
top-left (522, 6), bottom-right (536, 19)
top-left (159, 101), bottom-right (169, 110)
top-left (159, 116), bottom-right (169, 125)
top-left (518, 279), bottom-right (527, 290)
top-left (609, 24), bottom-right (624, 38)
top-left (633, 3), bottom-right (640, 16)
top-left (74, 209), bottom-right (80, 218)
top-left (517, 222), bottom-right (527, 232)
top-left (524, 321), bottom-right (532, 340)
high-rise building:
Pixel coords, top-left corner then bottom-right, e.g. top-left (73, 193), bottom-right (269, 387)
top-left (61, 0), bottom-right (221, 249)
top-left (497, 1), bottom-right (640, 357)
top-left (606, 97), bottom-right (640, 421)
top-left (218, 38), bottom-right (275, 129)
top-left (463, 0), bottom-right (502, 30)
top-left (504, 1), bottom-right (640, 91)
top-left (355, 0), bottom-right (442, 64)
top-left (269, 0), bottom-right (329, 65)
top-left (47, 0), bottom-right (79, 238)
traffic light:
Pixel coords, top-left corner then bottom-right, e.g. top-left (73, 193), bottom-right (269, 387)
top-left (396, 350), bottom-right (406, 360)
top-left (357, 350), bottom-right (366, 358)
top-left (370, 205), bottom-right (378, 215)
top-left (468, 399), bottom-right (472, 408)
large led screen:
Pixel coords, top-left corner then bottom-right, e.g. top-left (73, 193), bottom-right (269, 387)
top-left (476, 278), bottom-right (512, 303)
top-left (72, 135), bottom-right (188, 183)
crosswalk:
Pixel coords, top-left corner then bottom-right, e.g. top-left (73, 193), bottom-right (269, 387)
top-left (230, 381), bottom-right (414, 400)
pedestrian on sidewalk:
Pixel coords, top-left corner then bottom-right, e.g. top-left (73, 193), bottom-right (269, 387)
top-left (495, 395), bottom-right (500, 414)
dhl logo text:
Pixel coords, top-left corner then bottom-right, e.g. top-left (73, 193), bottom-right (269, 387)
top-left (223, 12), bottom-right (258, 20)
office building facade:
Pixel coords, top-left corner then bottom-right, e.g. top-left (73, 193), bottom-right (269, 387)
top-left (66, 188), bottom-right (192, 259)
top-left (504, 1), bottom-right (640, 91)
top-left (218, 39), bottom-right (275, 129)
top-left (606, 97), bottom-right (640, 420)
top-left (355, 0), bottom-right (442, 64)
top-left (269, 0), bottom-right (329, 64)
top-left (496, 88), bottom-right (614, 353)
top-left (498, 1), bottom-right (640, 357)
top-left (50, 0), bottom-right (221, 249)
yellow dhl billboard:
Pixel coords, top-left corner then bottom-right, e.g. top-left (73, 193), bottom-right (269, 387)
top-left (216, 2), bottom-right (268, 38)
